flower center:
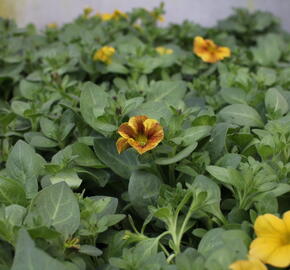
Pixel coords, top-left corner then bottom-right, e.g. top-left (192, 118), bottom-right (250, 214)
top-left (205, 41), bottom-right (217, 52)
top-left (136, 134), bottom-right (148, 146)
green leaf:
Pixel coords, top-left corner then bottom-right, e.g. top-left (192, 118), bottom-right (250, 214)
top-left (192, 175), bottom-right (222, 218)
top-left (219, 104), bottom-right (263, 127)
top-left (265, 88), bottom-right (288, 116)
top-left (6, 140), bottom-right (45, 198)
top-left (176, 248), bottom-right (205, 270)
top-left (11, 101), bottom-right (31, 117)
top-left (24, 182), bottom-right (80, 237)
top-left (0, 176), bottom-right (27, 206)
top-left (80, 82), bottom-right (116, 133)
top-left (11, 229), bottom-right (68, 270)
top-left (256, 67), bottom-right (276, 86)
top-left (207, 123), bottom-right (232, 162)
top-left (220, 88), bottom-right (247, 104)
top-left (198, 229), bottom-right (250, 266)
top-left (206, 166), bottom-right (242, 189)
top-left (70, 142), bottom-right (104, 168)
top-left (155, 142), bottom-right (197, 165)
top-left (171, 126), bottom-right (212, 145)
top-left (79, 245), bottom-right (102, 257)
top-left (24, 132), bottom-right (59, 148)
top-left (5, 205), bottom-right (26, 226)
top-left (19, 80), bottom-right (41, 100)
top-left (147, 80), bottom-right (187, 107)
top-left (129, 170), bottom-right (162, 216)
top-left (93, 138), bottom-right (140, 179)
top-left (129, 101), bottom-right (172, 122)
top-left (40, 117), bottom-right (58, 140)
top-left (251, 33), bottom-right (284, 66)
top-left (106, 62), bottom-right (128, 74)
top-left (49, 169), bottom-right (82, 189)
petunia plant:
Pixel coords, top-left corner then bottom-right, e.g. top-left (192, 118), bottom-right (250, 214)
top-left (0, 4), bottom-right (290, 270)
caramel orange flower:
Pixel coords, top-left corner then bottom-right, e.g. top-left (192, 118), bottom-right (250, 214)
top-left (249, 211), bottom-right (290, 268)
top-left (93, 46), bottom-right (115, 64)
top-left (229, 258), bottom-right (267, 270)
top-left (193, 36), bottom-right (231, 63)
top-left (116, 116), bottom-right (164, 155)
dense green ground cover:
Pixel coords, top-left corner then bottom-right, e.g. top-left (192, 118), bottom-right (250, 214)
top-left (0, 5), bottom-right (290, 270)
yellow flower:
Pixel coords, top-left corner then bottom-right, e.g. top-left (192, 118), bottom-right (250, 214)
top-left (193, 36), bottom-right (231, 63)
top-left (157, 15), bottom-right (165, 22)
top-left (229, 258), bottom-right (267, 270)
top-left (46, 23), bottom-right (58, 29)
top-left (116, 115), bottom-right (164, 155)
top-left (150, 12), bottom-right (165, 22)
top-left (101, 10), bottom-right (127, 21)
top-left (93, 46), bottom-right (115, 64)
top-left (83, 7), bottom-right (93, 18)
top-left (249, 211), bottom-right (290, 268)
top-left (112, 9), bottom-right (128, 20)
top-left (101, 13), bottom-right (113, 21)
top-left (155, 46), bottom-right (173, 55)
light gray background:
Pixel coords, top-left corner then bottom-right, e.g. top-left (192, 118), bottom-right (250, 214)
top-left (7, 0), bottom-right (290, 31)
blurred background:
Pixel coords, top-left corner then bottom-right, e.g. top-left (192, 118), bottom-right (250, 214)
top-left (0, 0), bottom-right (290, 31)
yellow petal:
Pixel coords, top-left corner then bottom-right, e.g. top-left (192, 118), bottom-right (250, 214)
top-left (127, 138), bottom-right (146, 155)
top-left (254, 214), bottom-right (287, 237)
top-left (229, 259), bottom-right (267, 270)
top-left (143, 119), bottom-right (164, 139)
top-left (201, 52), bottom-right (219, 63)
top-left (128, 115), bottom-right (148, 134)
top-left (194, 36), bottom-right (206, 48)
top-left (265, 244), bottom-right (290, 267)
top-left (156, 47), bottom-right (166, 55)
top-left (118, 123), bottom-right (136, 139)
top-left (216, 46), bottom-right (231, 59)
top-left (101, 13), bottom-right (113, 21)
top-left (249, 237), bottom-right (282, 262)
top-left (283, 210), bottom-right (290, 231)
top-left (116, 137), bottom-right (130, 154)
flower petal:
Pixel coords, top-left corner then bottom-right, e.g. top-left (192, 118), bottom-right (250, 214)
top-left (200, 52), bottom-right (219, 63)
top-left (118, 122), bottom-right (136, 139)
top-left (249, 237), bottom-right (282, 262)
top-left (254, 214), bottom-right (287, 237)
top-left (282, 210), bottom-right (290, 231)
top-left (141, 138), bottom-right (162, 153)
top-left (194, 36), bottom-right (206, 49)
top-left (127, 138), bottom-right (146, 154)
top-left (143, 119), bottom-right (163, 137)
top-left (128, 115), bottom-right (148, 134)
top-left (265, 244), bottom-right (290, 267)
top-left (229, 259), bottom-right (267, 270)
top-left (216, 46), bottom-right (231, 59)
top-left (116, 138), bottom-right (130, 154)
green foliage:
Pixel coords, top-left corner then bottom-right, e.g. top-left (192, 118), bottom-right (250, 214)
top-left (0, 5), bottom-right (290, 270)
